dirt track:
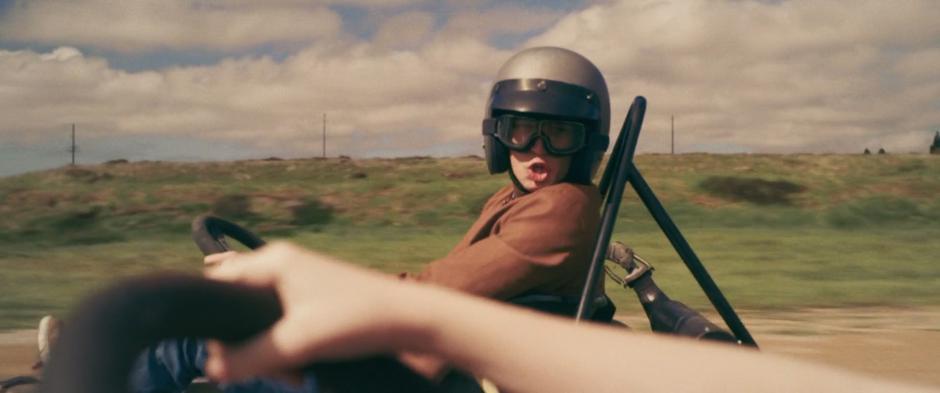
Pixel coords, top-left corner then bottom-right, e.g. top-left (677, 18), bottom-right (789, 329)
top-left (3, 307), bottom-right (939, 389)
top-left (619, 307), bottom-right (940, 388)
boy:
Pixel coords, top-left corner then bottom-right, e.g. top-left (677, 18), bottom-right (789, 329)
top-left (409, 46), bottom-right (612, 316)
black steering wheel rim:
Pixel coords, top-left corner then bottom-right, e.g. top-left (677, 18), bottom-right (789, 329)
top-left (191, 214), bottom-right (267, 255)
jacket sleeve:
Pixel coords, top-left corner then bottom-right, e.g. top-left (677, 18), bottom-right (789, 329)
top-left (415, 186), bottom-right (599, 299)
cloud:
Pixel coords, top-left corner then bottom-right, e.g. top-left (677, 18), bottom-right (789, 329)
top-left (0, 39), bottom-right (511, 159)
top-left (0, 0), bottom-right (343, 52)
top-left (1, 0), bottom-right (938, 173)
top-left (527, 0), bottom-right (940, 153)
top-left (436, 4), bottom-right (566, 44)
top-left (372, 11), bottom-right (436, 50)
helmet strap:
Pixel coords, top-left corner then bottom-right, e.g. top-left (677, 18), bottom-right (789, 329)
top-left (508, 168), bottom-right (531, 196)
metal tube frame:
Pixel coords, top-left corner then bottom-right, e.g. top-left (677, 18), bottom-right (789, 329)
top-left (575, 96), bottom-right (757, 348)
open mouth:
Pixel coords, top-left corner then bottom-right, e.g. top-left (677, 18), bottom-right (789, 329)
top-left (527, 162), bottom-right (549, 182)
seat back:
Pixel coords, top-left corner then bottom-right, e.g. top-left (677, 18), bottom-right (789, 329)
top-left (511, 292), bottom-right (616, 322)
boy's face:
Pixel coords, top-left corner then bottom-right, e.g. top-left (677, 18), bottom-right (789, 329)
top-left (509, 138), bottom-right (572, 191)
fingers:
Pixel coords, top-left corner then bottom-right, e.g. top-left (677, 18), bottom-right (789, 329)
top-left (204, 242), bottom-right (315, 382)
top-left (204, 242), bottom-right (296, 287)
top-left (203, 242), bottom-right (310, 286)
top-left (204, 318), bottom-right (311, 382)
top-left (202, 241), bottom-right (412, 382)
top-left (204, 251), bottom-right (239, 267)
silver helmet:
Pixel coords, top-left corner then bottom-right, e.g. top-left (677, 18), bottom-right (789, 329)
top-left (482, 47), bottom-right (610, 184)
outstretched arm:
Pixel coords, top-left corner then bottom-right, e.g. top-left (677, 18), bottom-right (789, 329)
top-left (203, 242), bottom-right (932, 393)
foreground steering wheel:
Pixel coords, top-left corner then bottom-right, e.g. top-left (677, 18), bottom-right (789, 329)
top-left (190, 214), bottom-right (266, 255)
top-left (41, 215), bottom-right (442, 393)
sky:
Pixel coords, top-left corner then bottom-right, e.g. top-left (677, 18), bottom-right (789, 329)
top-left (0, 0), bottom-right (938, 176)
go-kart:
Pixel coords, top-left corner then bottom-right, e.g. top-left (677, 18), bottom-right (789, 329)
top-left (30, 97), bottom-right (756, 393)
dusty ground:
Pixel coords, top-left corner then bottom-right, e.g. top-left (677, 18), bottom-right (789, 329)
top-left (3, 307), bottom-right (939, 389)
top-left (618, 307), bottom-right (940, 388)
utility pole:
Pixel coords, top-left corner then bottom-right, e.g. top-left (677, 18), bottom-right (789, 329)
top-left (322, 113), bottom-right (326, 158)
top-left (670, 115), bottom-right (675, 155)
top-left (70, 124), bottom-right (77, 165)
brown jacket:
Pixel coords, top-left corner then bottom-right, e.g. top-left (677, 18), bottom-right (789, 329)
top-left (415, 182), bottom-right (603, 300)
top-left (400, 182), bottom-right (604, 381)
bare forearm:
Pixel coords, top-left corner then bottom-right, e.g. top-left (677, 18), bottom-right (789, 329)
top-left (205, 244), bottom-right (933, 393)
top-left (398, 283), bottom-right (933, 393)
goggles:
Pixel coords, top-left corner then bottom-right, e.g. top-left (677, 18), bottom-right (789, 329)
top-left (490, 115), bottom-right (588, 155)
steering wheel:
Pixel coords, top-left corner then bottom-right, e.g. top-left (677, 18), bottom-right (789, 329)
top-left (41, 215), bottom-right (442, 393)
top-left (190, 214), bottom-right (267, 255)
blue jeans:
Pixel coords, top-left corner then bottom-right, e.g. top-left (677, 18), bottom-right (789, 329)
top-left (130, 338), bottom-right (318, 393)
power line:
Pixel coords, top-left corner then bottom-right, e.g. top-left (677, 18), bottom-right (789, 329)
top-left (671, 115), bottom-right (675, 155)
top-left (69, 124), bottom-right (78, 165)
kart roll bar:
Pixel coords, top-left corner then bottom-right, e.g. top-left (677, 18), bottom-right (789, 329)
top-left (575, 96), bottom-right (758, 348)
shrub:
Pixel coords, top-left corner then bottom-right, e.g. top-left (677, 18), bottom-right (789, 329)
top-left (212, 194), bottom-right (253, 219)
top-left (65, 168), bottom-right (112, 183)
top-left (52, 206), bottom-right (103, 229)
top-left (291, 198), bottom-right (334, 226)
top-left (699, 176), bottom-right (805, 205)
top-left (42, 206), bottom-right (126, 245)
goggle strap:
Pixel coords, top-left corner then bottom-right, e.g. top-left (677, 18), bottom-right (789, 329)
top-left (482, 118), bottom-right (498, 136)
top-left (590, 134), bottom-right (610, 151)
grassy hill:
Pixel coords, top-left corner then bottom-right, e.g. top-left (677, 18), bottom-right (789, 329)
top-left (1, 154), bottom-right (939, 330)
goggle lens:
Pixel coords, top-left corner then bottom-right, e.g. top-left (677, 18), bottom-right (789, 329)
top-left (541, 121), bottom-right (583, 151)
top-left (498, 116), bottom-right (586, 155)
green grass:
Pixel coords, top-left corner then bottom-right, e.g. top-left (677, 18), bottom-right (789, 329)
top-left (1, 154), bottom-right (939, 330)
